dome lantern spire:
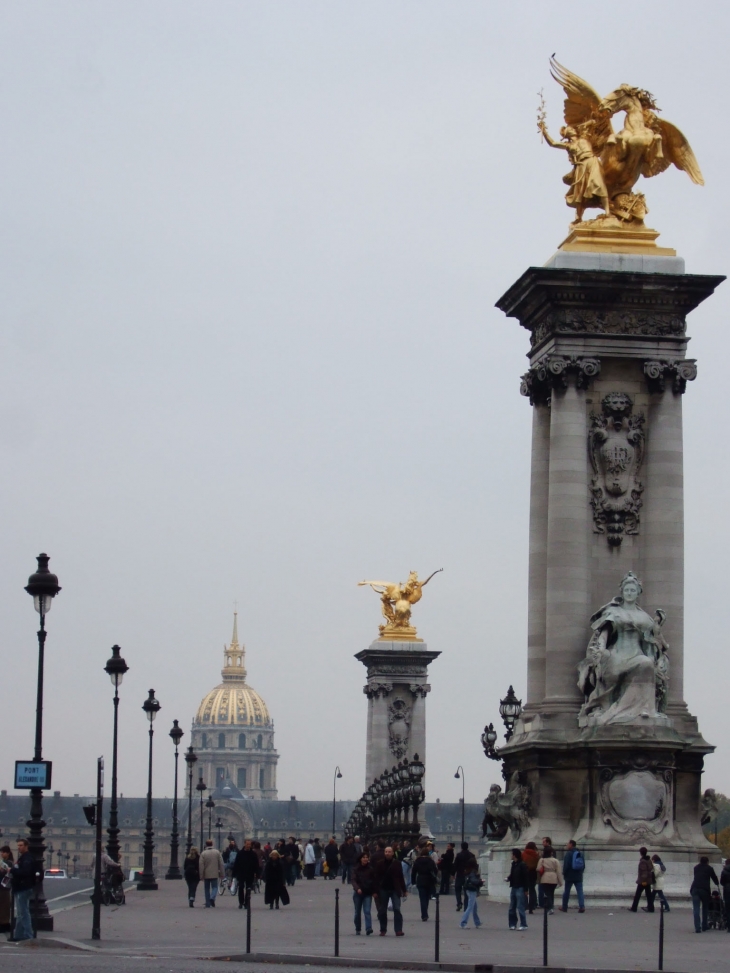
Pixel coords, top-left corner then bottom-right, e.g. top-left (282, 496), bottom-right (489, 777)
top-left (222, 611), bottom-right (247, 682)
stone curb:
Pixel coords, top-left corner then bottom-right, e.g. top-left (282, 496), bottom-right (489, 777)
top-left (14, 936), bottom-right (100, 951)
top-left (208, 952), bottom-right (668, 973)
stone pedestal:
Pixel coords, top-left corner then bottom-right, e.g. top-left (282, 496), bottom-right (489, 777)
top-left (481, 251), bottom-right (724, 904)
top-left (356, 640), bottom-right (440, 789)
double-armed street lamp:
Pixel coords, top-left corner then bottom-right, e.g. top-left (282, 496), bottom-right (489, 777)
top-left (481, 686), bottom-right (523, 776)
top-left (104, 645), bottom-right (129, 863)
top-left (454, 766), bottom-right (466, 844)
top-left (332, 767), bottom-right (343, 837)
top-left (196, 776), bottom-right (207, 850)
top-left (205, 796), bottom-right (216, 840)
top-left (24, 553), bottom-right (61, 931)
top-left (137, 689), bottom-right (161, 890)
top-left (215, 817), bottom-right (224, 850)
top-left (184, 746), bottom-right (197, 855)
top-left (165, 720), bottom-right (184, 880)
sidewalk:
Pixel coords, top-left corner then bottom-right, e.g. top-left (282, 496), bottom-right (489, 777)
top-left (32, 877), bottom-right (730, 972)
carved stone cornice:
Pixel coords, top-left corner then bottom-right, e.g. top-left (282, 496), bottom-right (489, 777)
top-left (520, 354), bottom-right (601, 405)
top-left (496, 267), bottom-right (724, 352)
top-left (644, 359), bottom-right (698, 394)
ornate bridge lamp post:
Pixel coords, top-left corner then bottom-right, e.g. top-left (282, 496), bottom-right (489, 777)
top-left (137, 689), bottom-right (161, 891)
top-left (205, 796), bottom-right (216, 840)
top-left (499, 686), bottom-right (523, 741)
top-left (332, 767), bottom-right (343, 837)
top-left (166, 720), bottom-right (184, 879)
top-left (184, 746), bottom-right (197, 855)
top-left (104, 645), bottom-right (129, 863)
top-left (24, 553), bottom-right (61, 931)
top-left (196, 777), bottom-right (207, 850)
top-left (408, 754), bottom-right (425, 838)
top-left (454, 766), bottom-right (466, 844)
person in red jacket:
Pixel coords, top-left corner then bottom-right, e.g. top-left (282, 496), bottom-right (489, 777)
top-left (374, 846), bottom-right (407, 936)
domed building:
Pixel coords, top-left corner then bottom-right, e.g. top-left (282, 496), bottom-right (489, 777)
top-left (191, 614), bottom-right (278, 798)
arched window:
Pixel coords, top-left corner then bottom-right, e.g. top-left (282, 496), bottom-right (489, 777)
top-left (239, 733), bottom-right (246, 750)
top-left (237, 768), bottom-right (247, 789)
top-left (218, 733), bottom-right (225, 749)
top-left (259, 768), bottom-right (265, 790)
top-left (257, 734), bottom-right (263, 749)
top-left (201, 733), bottom-right (208, 749)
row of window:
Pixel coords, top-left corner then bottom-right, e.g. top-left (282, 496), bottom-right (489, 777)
top-left (201, 732), bottom-right (265, 750)
top-left (212, 768), bottom-right (267, 790)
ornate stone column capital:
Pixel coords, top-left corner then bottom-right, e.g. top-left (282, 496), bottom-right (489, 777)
top-left (644, 359), bottom-right (698, 395)
top-left (520, 355), bottom-right (601, 405)
top-left (409, 684), bottom-right (431, 698)
top-left (363, 682), bottom-right (392, 699)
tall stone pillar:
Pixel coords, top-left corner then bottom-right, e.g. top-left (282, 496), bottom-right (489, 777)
top-left (480, 254), bottom-right (724, 905)
top-left (356, 640), bottom-right (440, 790)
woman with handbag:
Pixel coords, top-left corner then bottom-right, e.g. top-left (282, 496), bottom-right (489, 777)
top-left (460, 861), bottom-right (483, 929)
top-left (537, 846), bottom-right (563, 915)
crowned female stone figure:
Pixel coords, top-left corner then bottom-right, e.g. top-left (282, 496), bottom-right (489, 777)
top-left (578, 572), bottom-right (669, 725)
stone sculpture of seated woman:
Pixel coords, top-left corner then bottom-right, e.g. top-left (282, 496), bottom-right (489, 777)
top-left (578, 572), bottom-right (669, 725)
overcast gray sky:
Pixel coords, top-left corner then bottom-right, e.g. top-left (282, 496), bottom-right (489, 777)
top-left (1, 1), bottom-right (728, 807)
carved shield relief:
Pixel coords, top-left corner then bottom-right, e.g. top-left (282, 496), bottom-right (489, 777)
top-left (589, 393), bottom-right (645, 546)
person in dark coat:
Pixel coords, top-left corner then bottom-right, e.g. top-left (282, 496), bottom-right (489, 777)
top-left (720, 858), bottom-right (730, 930)
top-left (232, 840), bottom-right (261, 908)
top-left (0, 846), bottom-right (13, 932)
top-left (324, 838), bottom-right (340, 880)
top-left (507, 848), bottom-right (529, 930)
top-left (438, 843), bottom-right (455, 896)
top-left (283, 837), bottom-right (300, 887)
top-left (184, 847), bottom-right (201, 907)
top-left (264, 850), bottom-right (290, 909)
top-left (374, 846), bottom-right (407, 936)
top-left (522, 842), bottom-right (540, 913)
top-left (629, 847), bottom-right (655, 913)
top-left (339, 836), bottom-right (357, 885)
top-left (9, 839), bottom-right (36, 941)
top-left (411, 847), bottom-right (438, 921)
top-left (690, 855), bottom-right (719, 933)
top-left (352, 850), bottom-right (376, 935)
top-left (453, 842), bottom-right (477, 911)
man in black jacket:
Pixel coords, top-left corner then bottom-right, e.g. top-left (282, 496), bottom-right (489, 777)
top-left (411, 848), bottom-right (438, 921)
top-left (691, 856), bottom-right (719, 933)
top-left (339, 836), bottom-right (357, 885)
top-left (283, 837), bottom-right (300, 887)
top-left (507, 848), bottom-right (529, 931)
top-left (374, 846), bottom-right (407, 936)
top-left (439, 843), bottom-right (455, 896)
top-left (453, 842), bottom-right (476, 911)
top-left (10, 839), bottom-right (36, 941)
top-left (232, 840), bottom-right (260, 908)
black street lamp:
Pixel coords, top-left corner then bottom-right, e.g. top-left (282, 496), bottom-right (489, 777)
top-left (104, 645), bottom-right (129, 863)
top-left (24, 552), bottom-right (61, 931)
top-left (205, 796), bottom-right (216, 840)
top-left (137, 689), bottom-right (161, 890)
top-left (481, 723), bottom-right (499, 761)
top-left (499, 686), bottom-right (523, 741)
top-left (454, 766), bottom-right (466, 844)
top-left (215, 817), bottom-right (224, 850)
top-left (184, 747), bottom-right (197, 855)
top-left (72, 855), bottom-right (79, 877)
top-left (196, 776), bottom-right (207, 850)
top-left (57, 849), bottom-right (63, 869)
top-left (166, 720), bottom-right (184, 879)
top-left (332, 766), bottom-right (343, 836)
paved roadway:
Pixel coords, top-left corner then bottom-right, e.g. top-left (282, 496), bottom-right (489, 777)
top-left (1, 876), bottom-right (728, 972)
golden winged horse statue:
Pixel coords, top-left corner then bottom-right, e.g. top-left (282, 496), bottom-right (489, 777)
top-left (540, 58), bottom-right (703, 227)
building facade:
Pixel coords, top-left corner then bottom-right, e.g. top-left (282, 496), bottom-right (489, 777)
top-left (191, 614), bottom-right (278, 798)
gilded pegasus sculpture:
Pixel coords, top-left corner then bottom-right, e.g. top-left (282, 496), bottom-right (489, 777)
top-left (540, 58), bottom-right (703, 227)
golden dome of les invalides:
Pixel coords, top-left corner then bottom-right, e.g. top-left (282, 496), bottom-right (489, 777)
top-left (195, 613), bottom-right (271, 727)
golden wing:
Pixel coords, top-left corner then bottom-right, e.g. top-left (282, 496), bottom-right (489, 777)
top-left (643, 115), bottom-right (704, 185)
top-left (549, 57), bottom-right (613, 148)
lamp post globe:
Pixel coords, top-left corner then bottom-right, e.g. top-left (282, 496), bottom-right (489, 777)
top-left (184, 746), bottom-right (198, 855)
top-left (498, 686), bottom-right (523, 741)
top-left (165, 719), bottom-right (184, 880)
top-left (137, 689), bottom-right (160, 890)
top-left (104, 644), bottom-right (129, 864)
top-left (24, 553), bottom-right (61, 931)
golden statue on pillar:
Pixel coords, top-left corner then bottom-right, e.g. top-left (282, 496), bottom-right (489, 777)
top-left (358, 569), bottom-right (442, 641)
top-left (540, 58), bottom-right (703, 254)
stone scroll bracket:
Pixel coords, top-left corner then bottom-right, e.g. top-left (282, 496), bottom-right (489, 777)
top-left (644, 359), bottom-right (698, 395)
top-left (520, 355), bottom-right (601, 406)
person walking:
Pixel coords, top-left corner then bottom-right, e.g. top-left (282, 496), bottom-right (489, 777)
top-left (507, 848), bottom-right (529, 931)
top-left (222, 838), bottom-right (238, 895)
top-left (438, 843), bottom-right (455, 896)
top-left (537, 845), bottom-right (562, 914)
top-left (199, 839), bottom-right (225, 908)
top-left (460, 860), bottom-right (483, 929)
top-left (374, 846), bottom-right (407, 936)
top-left (651, 854), bottom-right (670, 913)
top-left (9, 839), bottom-right (36, 942)
top-left (629, 847), bottom-right (655, 914)
top-left (0, 846), bottom-right (13, 933)
top-left (304, 840), bottom-right (316, 880)
top-left (720, 858), bottom-right (730, 930)
top-left (339, 836), bottom-right (357, 885)
top-left (283, 837), bottom-right (300, 887)
top-left (184, 846), bottom-right (201, 907)
top-left (411, 847), bottom-right (438, 921)
top-left (352, 850), bottom-right (376, 936)
top-left (522, 841), bottom-right (540, 914)
top-left (264, 850), bottom-right (290, 909)
top-left (232, 840), bottom-right (261, 908)
top-left (324, 838), bottom-right (339, 880)
top-left (560, 839), bottom-right (585, 913)
top-left (453, 842), bottom-right (477, 912)
top-left (690, 855), bottom-right (719, 933)
top-left (313, 838), bottom-right (323, 877)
